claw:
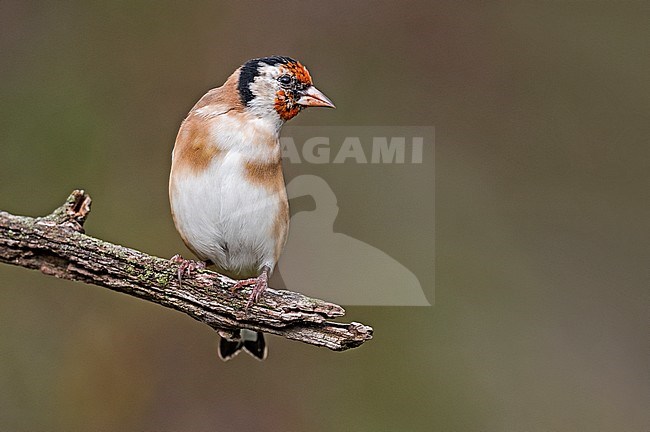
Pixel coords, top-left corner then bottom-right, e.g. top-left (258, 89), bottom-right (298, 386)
top-left (230, 277), bottom-right (258, 293)
top-left (246, 273), bottom-right (268, 310)
top-left (170, 254), bottom-right (206, 287)
top-left (231, 266), bottom-right (270, 311)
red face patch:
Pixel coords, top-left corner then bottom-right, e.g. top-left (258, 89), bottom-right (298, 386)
top-left (275, 90), bottom-right (301, 121)
top-left (273, 61), bottom-right (313, 121)
top-left (283, 61), bottom-right (312, 86)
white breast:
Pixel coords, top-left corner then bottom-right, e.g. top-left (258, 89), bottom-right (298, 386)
top-left (170, 111), bottom-right (287, 278)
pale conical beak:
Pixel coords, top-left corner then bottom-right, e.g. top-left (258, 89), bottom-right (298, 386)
top-left (297, 86), bottom-right (336, 108)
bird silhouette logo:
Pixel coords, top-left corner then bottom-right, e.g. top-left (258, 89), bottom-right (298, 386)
top-left (273, 175), bottom-right (430, 306)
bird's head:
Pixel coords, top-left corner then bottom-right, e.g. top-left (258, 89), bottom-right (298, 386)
top-left (237, 56), bottom-right (335, 123)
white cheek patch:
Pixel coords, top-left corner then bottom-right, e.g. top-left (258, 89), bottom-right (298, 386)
top-left (247, 64), bottom-right (283, 124)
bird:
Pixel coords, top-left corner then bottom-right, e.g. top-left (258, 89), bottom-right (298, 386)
top-left (168, 56), bottom-right (335, 361)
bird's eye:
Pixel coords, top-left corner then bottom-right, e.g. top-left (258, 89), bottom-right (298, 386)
top-left (278, 75), bottom-right (292, 85)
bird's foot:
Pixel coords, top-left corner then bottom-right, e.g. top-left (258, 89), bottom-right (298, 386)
top-left (230, 277), bottom-right (258, 292)
top-left (170, 254), bottom-right (207, 287)
top-left (246, 271), bottom-right (269, 310)
top-left (230, 266), bottom-right (270, 311)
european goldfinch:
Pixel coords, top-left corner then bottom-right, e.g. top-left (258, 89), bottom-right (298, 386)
top-left (169, 56), bottom-right (334, 360)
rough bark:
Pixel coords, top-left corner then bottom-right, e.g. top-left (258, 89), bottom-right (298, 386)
top-left (0, 190), bottom-right (373, 351)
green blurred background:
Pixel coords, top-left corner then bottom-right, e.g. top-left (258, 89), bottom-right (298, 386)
top-left (1, 1), bottom-right (649, 430)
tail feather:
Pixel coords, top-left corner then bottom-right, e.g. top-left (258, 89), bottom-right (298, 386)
top-left (218, 338), bottom-right (244, 361)
top-left (218, 330), bottom-right (267, 361)
top-left (243, 333), bottom-right (268, 360)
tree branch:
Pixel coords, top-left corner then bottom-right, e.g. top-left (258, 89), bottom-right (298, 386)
top-left (0, 190), bottom-right (373, 351)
